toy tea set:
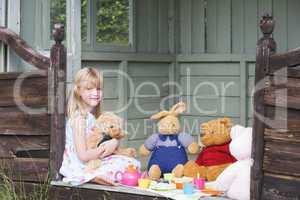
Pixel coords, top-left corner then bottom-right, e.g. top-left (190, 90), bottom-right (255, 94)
top-left (115, 165), bottom-right (221, 196)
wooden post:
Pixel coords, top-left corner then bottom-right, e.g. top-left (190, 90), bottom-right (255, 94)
top-left (66, 0), bottom-right (81, 83)
top-left (49, 23), bottom-right (67, 181)
top-left (250, 14), bottom-right (276, 200)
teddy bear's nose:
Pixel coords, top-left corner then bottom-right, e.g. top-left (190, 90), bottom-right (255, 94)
top-left (110, 125), bottom-right (114, 128)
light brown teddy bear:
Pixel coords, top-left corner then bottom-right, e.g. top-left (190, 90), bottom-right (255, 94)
top-left (85, 112), bottom-right (136, 170)
top-left (183, 117), bottom-right (237, 181)
top-left (139, 102), bottom-right (199, 180)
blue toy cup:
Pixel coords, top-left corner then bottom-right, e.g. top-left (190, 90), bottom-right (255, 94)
top-left (183, 183), bottom-right (195, 195)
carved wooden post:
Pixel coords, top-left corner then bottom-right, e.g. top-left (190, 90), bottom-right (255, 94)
top-left (250, 14), bottom-right (276, 200)
top-left (49, 24), bottom-right (67, 181)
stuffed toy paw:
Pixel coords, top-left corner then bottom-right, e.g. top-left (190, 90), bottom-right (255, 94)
top-left (183, 117), bottom-right (237, 181)
top-left (139, 102), bottom-right (199, 180)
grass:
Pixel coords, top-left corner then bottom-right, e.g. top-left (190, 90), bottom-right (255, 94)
top-left (0, 170), bottom-right (50, 200)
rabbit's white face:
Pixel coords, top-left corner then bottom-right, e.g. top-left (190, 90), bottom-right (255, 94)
top-left (157, 115), bottom-right (180, 134)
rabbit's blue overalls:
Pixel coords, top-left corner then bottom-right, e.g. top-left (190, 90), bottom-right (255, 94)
top-left (147, 135), bottom-right (188, 174)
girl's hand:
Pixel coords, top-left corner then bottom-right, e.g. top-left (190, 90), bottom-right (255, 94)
top-left (96, 145), bottom-right (105, 157)
top-left (99, 138), bottom-right (119, 158)
top-left (86, 127), bottom-right (102, 149)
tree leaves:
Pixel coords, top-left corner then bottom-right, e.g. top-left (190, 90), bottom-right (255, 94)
top-left (50, 0), bottom-right (129, 44)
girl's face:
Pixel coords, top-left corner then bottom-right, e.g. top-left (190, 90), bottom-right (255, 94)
top-left (79, 86), bottom-right (102, 111)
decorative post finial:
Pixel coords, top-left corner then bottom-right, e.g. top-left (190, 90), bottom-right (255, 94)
top-left (52, 23), bottom-right (65, 44)
top-left (259, 13), bottom-right (275, 37)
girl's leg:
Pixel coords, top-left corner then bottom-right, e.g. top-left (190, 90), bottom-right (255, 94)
top-left (91, 176), bottom-right (117, 186)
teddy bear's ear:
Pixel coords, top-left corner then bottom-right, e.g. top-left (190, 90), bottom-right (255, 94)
top-left (220, 117), bottom-right (232, 127)
top-left (170, 101), bottom-right (186, 116)
top-left (150, 111), bottom-right (170, 120)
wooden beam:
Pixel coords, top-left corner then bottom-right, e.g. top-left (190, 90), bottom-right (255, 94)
top-left (0, 0), bottom-right (6, 72)
top-left (0, 27), bottom-right (50, 70)
top-left (66, 0), bottom-right (81, 83)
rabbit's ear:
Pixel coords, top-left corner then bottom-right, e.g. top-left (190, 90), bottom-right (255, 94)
top-left (150, 111), bottom-right (170, 120)
top-left (170, 101), bottom-right (186, 115)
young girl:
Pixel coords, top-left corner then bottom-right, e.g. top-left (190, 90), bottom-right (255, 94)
top-left (59, 67), bottom-right (140, 186)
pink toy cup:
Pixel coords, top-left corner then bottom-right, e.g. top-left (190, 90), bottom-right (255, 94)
top-left (193, 178), bottom-right (205, 190)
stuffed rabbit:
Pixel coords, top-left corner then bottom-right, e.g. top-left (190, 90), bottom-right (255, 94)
top-left (139, 102), bottom-right (199, 180)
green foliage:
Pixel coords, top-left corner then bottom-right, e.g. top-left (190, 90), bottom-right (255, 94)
top-left (50, 0), bottom-right (129, 44)
top-left (0, 172), bottom-right (19, 200)
top-left (50, 0), bottom-right (66, 31)
top-left (50, 0), bottom-right (88, 41)
top-left (0, 170), bottom-right (50, 200)
top-left (96, 0), bottom-right (129, 44)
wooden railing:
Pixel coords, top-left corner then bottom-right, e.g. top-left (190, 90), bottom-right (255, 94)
top-left (251, 14), bottom-right (300, 200)
top-left (0, 24), bottom-right (66, 182)
top-left (0, 27), bottom-right (50, 70)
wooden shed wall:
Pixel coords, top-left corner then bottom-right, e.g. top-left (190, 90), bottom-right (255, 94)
top-left (178, 0), bottom-right (300, 133)
top-left (3, 0), bottom-right (300, 170)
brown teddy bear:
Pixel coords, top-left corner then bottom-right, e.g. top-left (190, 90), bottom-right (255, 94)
top-left (139, 102), bottom-right (199, 180)
top-left (85, 112), bottom-right (136, 170)
top-left (183, 117), bottom-right (237, 181)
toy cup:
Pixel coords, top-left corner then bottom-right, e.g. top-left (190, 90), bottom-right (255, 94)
top-left (183, 183), bottom-right (195, 195)
top-left (193, 178), bottom-right (205, 190)
top-left (163, 173), bottom-right (174, 182)
top-left (138, 178), bottom-right (151, 189)
top-left (175, 180), bottom-right (183, 189)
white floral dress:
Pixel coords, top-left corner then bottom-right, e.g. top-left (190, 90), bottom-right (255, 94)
top-left (59, 112), bottom-right (141, 186)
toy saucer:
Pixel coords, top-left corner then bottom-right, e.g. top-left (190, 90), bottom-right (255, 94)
top-left (150, 182), bottom-right (176, 191)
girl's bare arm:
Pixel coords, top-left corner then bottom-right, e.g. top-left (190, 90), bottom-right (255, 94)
top-left (72, 115), bottom-right (105, 162)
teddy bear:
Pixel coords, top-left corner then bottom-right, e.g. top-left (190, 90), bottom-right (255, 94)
top-left (139, 102), bottom-right (199, 180)
top-left (212, 125), bottom-right (253, 200)
top-left (183, 117), bottom-right (237, 181)
top-left (85, 112), bottom-right (136, 170)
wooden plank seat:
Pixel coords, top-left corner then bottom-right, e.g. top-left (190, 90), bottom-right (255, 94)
top-left (50, 181), bottom-right (231, 200)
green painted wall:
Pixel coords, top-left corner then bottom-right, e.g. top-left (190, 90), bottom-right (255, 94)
top-left (177, 0), bottom-right (300, 129)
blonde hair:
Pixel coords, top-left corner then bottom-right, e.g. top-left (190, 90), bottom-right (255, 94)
top-left (67, 67), bottom-right (103, 119)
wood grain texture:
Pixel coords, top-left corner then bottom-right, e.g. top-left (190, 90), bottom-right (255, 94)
top-left (50, 185), bottom-right (167, 200)
top-left (49, 24), bottom-right (67, 181)
top-left (0, 135), bottom-right (49, 158)
top-left (263, 138), bottom-right (300, 177)
top-left (264, 76), bottom-right (300, 109)
top-left (0, 107), bottom-right (49, 136)
top-left (251, 14), bottom-right (276, 200)
top-left (0, 72), bottom-right (48, 107)
top-left (262, 173), bottom-right (300, 199)
top-left (1, 158), bottom-right (49, 182)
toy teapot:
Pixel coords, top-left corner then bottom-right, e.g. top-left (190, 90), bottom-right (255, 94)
top-left (115, 165), bottom-right (142, 186)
